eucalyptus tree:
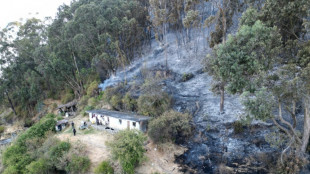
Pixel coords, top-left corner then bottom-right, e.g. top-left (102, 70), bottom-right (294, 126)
top-left (204, 0), bottom-right (240, 113)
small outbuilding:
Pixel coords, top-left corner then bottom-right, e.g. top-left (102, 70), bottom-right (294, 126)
top-left (86, 109), bottom-right (151, 132)
top-left (56, 120), bottom-right (69, 131)
top-left (57, 100), bottom-right (77, 116)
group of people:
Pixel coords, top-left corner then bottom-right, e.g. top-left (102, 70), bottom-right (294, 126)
top-left (72, 122), bottom-right (76, 136)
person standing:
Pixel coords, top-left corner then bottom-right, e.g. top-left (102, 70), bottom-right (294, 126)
top-left (73, 128), bottom-right (76, 136)
top-left (71, 121), bottom-right (75, 129)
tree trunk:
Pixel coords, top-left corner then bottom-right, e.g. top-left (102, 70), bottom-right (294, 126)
top-left (292, 100), bottom-right (297, 128)
top-left (300, 98), bottom-right (310, 153)
top-left (220, 85), bottom-right (224, 113)
top-left (5, 91), bottom-right (17, 116)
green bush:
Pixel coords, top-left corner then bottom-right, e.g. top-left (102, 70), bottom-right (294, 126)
top-left (107, 130), bottom-right (146, 174)
top-left (122, 93), bottom-right (137, 111)
top-left (233, 121), bottom-right (244, 134)
top-left (97, 91), bottom-right (104, 100)
top-left (56, 116), bottom-right (63, 121)
top-left (2, 115), bottom-right (58, 174)
top-left (61, 91), bottom-right (75, 104)
top-left (79, 95), bottom-right (90, 110)
top-left (110, 95), bottom-right (122, 110)
top-left (24, 118), bottom-right (34, 127)
top-left (88, 97), bottom-right (98, 107)
top-left (137, 92), bottom-right (171, 117)
top-left (148, 110), bottom-right (192, 143)
top-left (3, 165), bottom-right (19, 174)
top-left (0, 125), bottom-right (5, 134)
top-left (87, 80), bottom-right (100, 97)
top-left (26, 158), bottom-right (50, 174)
top-left (181, 73), bottom-right (194, 82)
top-left (4, 112), bottom-right (14, 123)
top-left (83, 105), bottom-right (95, 116)
top-left (48, 141), bottom-right (71, 165)
top-left (45, 113), bottom-right (55, 119)
top-left (66, 155), bottom-right (91, 174)
top-left (103, 87), bottom-right (119, 103)
top-left (2, 145), bottom-right (32, 174)
top-left (17, 118), bottom-right (56, 144)
top-left (94, 161), bottom-right (114, 174)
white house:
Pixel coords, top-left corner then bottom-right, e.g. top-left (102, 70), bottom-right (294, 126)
top-left (86, 109), bottom-right (151, 132)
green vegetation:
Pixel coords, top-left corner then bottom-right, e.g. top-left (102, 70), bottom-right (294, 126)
top-left (87, 80), bottom-right (100, 97)
top-left (94, 161), bottom-right (114, 174)
top-left (137, 92), bottom-right (171, 117)
top-left (181, 73), bottom-right (194, 82)
top-left (0, 0), bottom-right (150, 120)
top-left (0, 125), bottom-right (5, 134)
top-left (233, 121), bottom-right (244, 134)
top-left (66, 155), bottom-right (91, 174)
top-left (107, 130), bottom-right (146, 174)
top-left (56, 116), bottom-right (63, 121)
top-left (148, 110), bottom-right (192, 143)
top-left (122, 93), bottom-right (138, 112)
top-left (61, 91), bottom-right (75, 104)
top-left (206, 1), bottom-right (310, 169)
top-left (1, 114), bottom-right (90, 173)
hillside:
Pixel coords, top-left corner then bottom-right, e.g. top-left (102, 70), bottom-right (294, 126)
top-left (0, 0), bottom-right (310, 173)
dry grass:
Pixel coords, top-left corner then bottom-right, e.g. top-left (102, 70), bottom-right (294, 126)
top-left (135, 142), bottom-right (186, 174)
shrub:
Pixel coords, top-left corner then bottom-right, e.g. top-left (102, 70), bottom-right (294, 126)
top-left (137, 92), bottom-right (171, 117)
top-left (0, 125), bottom-right (5, 134)
top-left (110, 95), bottom-right (122, 110)
top-left (45, 113), bottom-right (55, 119)
top-left (83, 105), bottom-right (95, 116)
top-left (2, 145), bottom-right (32, 174)
top-left (122, 93), bottom-right (137, 111)
top-left (52, 103), bottom-right (58, 110)
top-left (94, 161), bottom-right (114, 174)
top-left (79, 95), bottom-right (90, 110)
top-left (233, 121), bottom-right (244, 134)
top-left (48, 142), bottom-right (71, 165)
top-left (3, 166), bottom-right (19, 174)
top-left (56, 116), bottom-right (63, 121)
top-left (148, 110), bottom-right (192, 143)
top-left (66, 155), bottom-right (91, 174)
top-left (87, 80), bottom-right (100, 97)
top-left (4, 112), bottom-right (14, 123)
top-left (2, 115), bottom-right (57, 174)
top-left (88, 97), bottom-right (98, 107)
top-left (107, 130), bottom-right (146, 174)
top-left (17, 117), bottom-right (56, 145)
top-left (181, 73), bottom-right (194, 82)
top-left (24, 118), bottom-right (34, 127)
top-left (26, 158), bottom-right (50, 174)
top-left (61, 91), bottom-right (75, 104)
top-left (103, 87), bottom-right (120, 103)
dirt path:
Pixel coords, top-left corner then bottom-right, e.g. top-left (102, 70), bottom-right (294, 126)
top-left (56, 112), bottom-right (185, 174)
top-left (136, 142), bottom-right (185, 174)
top-left (56, 129), bottom-right (113, 173)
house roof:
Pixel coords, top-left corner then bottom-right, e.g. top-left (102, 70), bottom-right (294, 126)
top-left (57, 100), bottom-right (77, 109)
top-left (86, 109), bottom-right (151, 122)
top-left (56, 119), bottom-right (68, 126)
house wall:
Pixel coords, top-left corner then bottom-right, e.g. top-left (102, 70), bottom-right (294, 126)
top-left (88, 112), bottom-right (142, 131)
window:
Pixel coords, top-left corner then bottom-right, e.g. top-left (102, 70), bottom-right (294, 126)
top-left (132, 122), bottom-right (136, 127)
top-left (119, 119), bottom-right (122, 124)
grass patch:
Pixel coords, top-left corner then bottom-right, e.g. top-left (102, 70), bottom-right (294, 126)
top-left (82, 127), bottom-right (97, 135)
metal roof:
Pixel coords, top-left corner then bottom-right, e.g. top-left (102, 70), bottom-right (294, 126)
top-left (86, 109), bottom-right (151, 122)
top-left (57, 100), bottom-right (77, 109)
top-left (56, 119), bottom-right (69, 126)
